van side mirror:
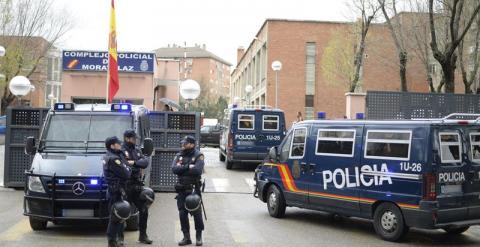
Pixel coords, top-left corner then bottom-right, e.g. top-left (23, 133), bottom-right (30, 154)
top-left (268, 146), bottom-right (278, 161)
top-left (142, 138), bottom-right (154, 156)
top-left (25, 136), bottom-right (37, 155)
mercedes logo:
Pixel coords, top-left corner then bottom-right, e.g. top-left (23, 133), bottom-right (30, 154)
top-left (72, 182), bottom-right (86, 196)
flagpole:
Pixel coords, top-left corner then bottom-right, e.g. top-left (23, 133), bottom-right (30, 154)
top-left (106, 52), bottom-right (110, 104)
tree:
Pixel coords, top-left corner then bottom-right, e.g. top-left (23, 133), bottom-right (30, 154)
top-left (457, 5), bottom-right (480, 94)
top-left (349, 0), bottom-right (381, 92)
top-left (428, 0), bottom-right (480, 93)
top-left (378, 0), bottom-right (409, 91)
top-left (0, 0), bottom-right (71, 113)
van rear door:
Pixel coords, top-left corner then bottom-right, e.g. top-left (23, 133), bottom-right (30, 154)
top-left (463, 127), bottom-right (480, 213)
top-left (434, 126), bottom-right (480, 222)
top-left (233, 111), bottom-right (257, 159)
top-left (256, 112), bottom-right (285, 160)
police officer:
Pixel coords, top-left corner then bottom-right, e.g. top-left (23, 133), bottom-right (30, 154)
top-left (103, 136), bottom-right (132, 247)
top-left (172, 136), bottom-right (205, 246)
top-left (122, 129), bottom-right (154, 244)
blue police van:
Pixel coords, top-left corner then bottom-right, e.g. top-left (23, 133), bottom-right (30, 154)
top-left (219, 107), bottom-right (285, 169)
top-left (23, 103), bottom-right (153, 230)
top-left (254, 114), bottom-right (480, 241)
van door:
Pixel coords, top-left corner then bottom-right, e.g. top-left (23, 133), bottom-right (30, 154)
top-left (460, 127), bottom-right (480, 217)
top-left (308, 126), bottom-right (362, 213)
top-left (257, 112), bottom-right (285, 160)
top-left (434, 127), bottom-right (471, 222)
top-left (233, 112), bottom-right (257, 159)
top-left (274, 127), bottom-right (309, 206)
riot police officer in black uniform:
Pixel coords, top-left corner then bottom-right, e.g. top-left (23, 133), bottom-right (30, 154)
top-left (103, 136), bottom-right (132, 247)
top-left (172, 136), bottom-right (205, 246)
top-left (122, 129), bottom-right (154, 244)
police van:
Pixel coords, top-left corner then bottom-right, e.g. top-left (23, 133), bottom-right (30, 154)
top-left (23, 103), bottom-right (154, 230)
top-left (219, 107), bottom-right (285, 169)
top-left (254, 114), bottom-right (480, 241)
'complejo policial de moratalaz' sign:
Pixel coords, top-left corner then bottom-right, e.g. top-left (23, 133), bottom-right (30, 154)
top-left (62, 50), bottom-right (155, 73)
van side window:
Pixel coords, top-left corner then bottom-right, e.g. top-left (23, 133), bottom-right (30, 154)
top-left (280, 132), bottom-right (293, 162)
top-left (316, 129), bottom-right (355, 157)
top-left (365, 130), bottom-right (411, 160)
top-left (263, 115), bottom-right (279, 131)
top-left (238, 114), bottom-right (254, 130)
top-left (439, 132), bottom-right (462, 163)
top-left (290, 128), bottom-right (307, 158)
top-left (470, 133), bottom-right (480, 161)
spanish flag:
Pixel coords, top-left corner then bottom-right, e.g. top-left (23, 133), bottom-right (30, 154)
top-left (107, 0), bottom-right (119, 103)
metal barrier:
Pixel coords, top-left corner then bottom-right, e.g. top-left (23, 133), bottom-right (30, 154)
top-left (4, 107), bottom-right (49, 187)
top-left (366, 91), bottom-right (480, 120)
top-left (148, 111), bottom-right (200, 192)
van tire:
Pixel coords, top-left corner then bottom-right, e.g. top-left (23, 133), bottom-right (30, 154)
top-left (125, 213), bottom-right (139, 231)
top-left (373, 202), bottom-right (408, 242)
top-left (267, 185), bottom-right (286, 218)
top-left (442, 226), bottom-right (470, 235)
top-left (29, 216), bottom-right (47, 231)
top-left (226, 160), bottom-right (234, 170)
top-left (219, 151), bottom-right (225, 162)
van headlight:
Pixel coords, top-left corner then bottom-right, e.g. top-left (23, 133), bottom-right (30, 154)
top-left (28, 176), bottom-right (45, 193)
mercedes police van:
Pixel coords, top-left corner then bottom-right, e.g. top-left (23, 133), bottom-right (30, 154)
top-left (23, 103), bottom-right (154, 230)
top-left (219, 107), bottom-right (286, 169)
top-left (254, 114), bottom-right (480, 241)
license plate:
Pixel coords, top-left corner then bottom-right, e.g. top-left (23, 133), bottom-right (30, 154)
top-left (441, 184), bottom-right (462, 194)
top-left (62, 209), bottom-right (94, 217)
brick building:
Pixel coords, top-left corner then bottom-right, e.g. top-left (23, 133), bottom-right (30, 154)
top-left (154, 45), bottom-right (232, 101)
top-left (231, 19), bottom-right (438, 126)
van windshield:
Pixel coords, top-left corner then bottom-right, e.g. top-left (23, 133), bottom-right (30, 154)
top-left (40, 114), bottom-right (132, 151)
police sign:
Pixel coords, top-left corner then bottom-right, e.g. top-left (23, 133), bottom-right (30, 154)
top-left (62, 50), bottom-right (154, 73)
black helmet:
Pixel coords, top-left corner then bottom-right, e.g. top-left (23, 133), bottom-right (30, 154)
top-left (123, 129), bottom-right (137, 139)
top-left (139, 187), bottom-right (155, 207)
top-left (105, 136), bottom-right (121, 149)
top-left (111, 200), bottom-right (131, 223)
top-left (180, 135), bottom-right (196, 145)
top-left (185, 193), bottom-right (202, 212)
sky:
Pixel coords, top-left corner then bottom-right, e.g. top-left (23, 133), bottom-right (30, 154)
top-left (54, 0), bottom-right (352, 66)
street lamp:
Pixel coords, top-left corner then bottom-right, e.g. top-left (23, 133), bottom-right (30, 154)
top-left (9, 75), bottom-right (32, 106)
top-left (0, 45), bottom-right (5, 57)
top-left (271, 60), bottom-right (282, 108)
top-left (245, 84), bottom-right (253, 106)
top-left (179, 79), bottom-right (201, 110)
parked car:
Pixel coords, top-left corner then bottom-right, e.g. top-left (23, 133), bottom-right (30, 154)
top-left (0, 115), bottom-right (6, 145)
top-left (200, 124), bottom-right (223, 147)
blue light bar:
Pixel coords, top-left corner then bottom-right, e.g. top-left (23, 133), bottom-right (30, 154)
top-left (111, 103), bottom-right (132, 112)
top-left (54, 103), bottom-right (75, 111)
top-left (58, 179), bottom-right (65, 184)
top-left (90, 179), bottom-right (98, 185)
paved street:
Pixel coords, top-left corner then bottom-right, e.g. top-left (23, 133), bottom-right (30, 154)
top-left (0, 147), bottom-right (480, 247)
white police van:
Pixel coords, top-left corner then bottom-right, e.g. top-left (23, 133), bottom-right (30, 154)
top-left (254, 114), bottom-right (480, 241)
top-left (23, 103), bottom-right (153, 230)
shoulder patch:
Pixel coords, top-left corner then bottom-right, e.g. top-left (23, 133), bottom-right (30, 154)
top-left (115, 159), bottom-right (121, 165)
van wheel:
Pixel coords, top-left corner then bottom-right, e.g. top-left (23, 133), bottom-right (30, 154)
top-left (125, 213), bottom-right (139, 231)
top-left (267, 185), bottom-right (286, 218)
top-left (443, 226), bottom-right (470, 235)
top-left (29, 216), bottom-right (47, 231)
top-left (226, 159), bottom-right (234, 170)
top-left (373, 203), bottom-right (408, 242)
top-left (219, 151), bottom-right (225, 162)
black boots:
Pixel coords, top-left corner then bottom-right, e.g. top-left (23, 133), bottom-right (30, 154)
top-left (178, 232), bottom-right (192, 246)
top-left (139, 233), bottom-right (153, 244)
top-left (108, 239), bottom-right (117, 247)
top-left (196, 231), bottom-right (203, 246)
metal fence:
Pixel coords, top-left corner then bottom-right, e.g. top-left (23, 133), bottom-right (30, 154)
top-left (148, 111), bottom-right (200, 192)
top-left (366, 91), bottom-right (480, 120)
top-left (3, 107), bottom-right (49, 187)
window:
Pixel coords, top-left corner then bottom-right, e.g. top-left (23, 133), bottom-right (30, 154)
top-left (439, 132), bottom-right (462, 163)
top-left (365, 130), bottom-right (412, 160)
top-left (279, 132), bottom-right (293, 162)
top-left (290, 128), bottom-right (307, 158)
top-left (238, 114), bottom-right (254, 130)
top-left (305, 42), bottom-right (316, 104)
top-left (305, 107), bottom-right (314, 120)
top-left (316, 129), bottom-right (355, 157)
top-left (470, 133), bottom-right (480, 161)
top-left (305, 95), bottom-right (314, 107)
top-left (263, 115), bottom-right (279, 131)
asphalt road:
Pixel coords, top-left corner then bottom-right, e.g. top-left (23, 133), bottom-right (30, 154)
top-left (0, 147), bottom-right (480, 247)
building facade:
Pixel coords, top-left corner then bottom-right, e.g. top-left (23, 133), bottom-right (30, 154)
top-left (154, 45), bottom-right (232, 102)
top-left (231, 19), bottom-right (439, 126)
